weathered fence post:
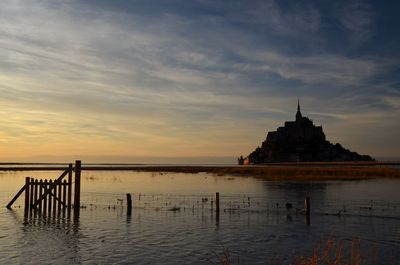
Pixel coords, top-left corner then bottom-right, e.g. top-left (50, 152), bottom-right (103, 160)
top-left (53, 180), bottom-right (57, 217)
top-left (74, 160), bottom-right (81, 218)
top-left (24, 177), bottom-right (30, 218)
top-left (216, 192), bottom-right (220, 225)
top-left (48, 179), bottom-right (53, 217)
top-left (62, 179), bottom-right (67, 217)
top-left (67, 163), bottom-right (73, 218)
top-left (305, 197), bottom-right (310, 226)
top-left (216, 192), bottom-right (220, 214)
top-left (57, 180), bottom-right (62, 216)
top-left (127, 193), bottom-right (132, 216)
top-left (33, 179), bottom-right (38, 218)
top-left (41, 180), bottom-right (46, 216)
top-left (29, 179), bottom-right (34, 217)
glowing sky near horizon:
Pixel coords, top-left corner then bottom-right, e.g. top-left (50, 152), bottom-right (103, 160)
top-left (0, 0), bottom-right (399, 162)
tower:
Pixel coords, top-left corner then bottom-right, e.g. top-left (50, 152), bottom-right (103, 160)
top-left (296, 98), bottom-right (302, 121)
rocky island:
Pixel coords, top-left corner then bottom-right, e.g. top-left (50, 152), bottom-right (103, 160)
top-left (239, 101), bottom-right (374, 164)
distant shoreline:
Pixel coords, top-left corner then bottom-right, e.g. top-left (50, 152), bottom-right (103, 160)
top-left (94, 165), bottom-right (400, 180)
top-left (0, 162), bottom-right (399, 180)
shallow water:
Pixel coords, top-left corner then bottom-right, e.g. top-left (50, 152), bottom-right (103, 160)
top-left (0, 170), bottom-right (399, 264)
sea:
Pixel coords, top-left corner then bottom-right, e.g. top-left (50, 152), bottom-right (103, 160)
top-left (0, 168), bottom-right (399, 264)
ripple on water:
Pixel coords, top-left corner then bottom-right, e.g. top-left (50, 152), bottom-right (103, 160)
top-left (1, 173), bottom-right (400, 264)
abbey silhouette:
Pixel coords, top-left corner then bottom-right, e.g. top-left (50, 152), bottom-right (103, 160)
top-left (238, 100), bottom-right (374, 164)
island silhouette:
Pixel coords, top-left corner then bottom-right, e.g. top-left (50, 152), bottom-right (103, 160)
top-left (239, 100), bottom-right (374, 164)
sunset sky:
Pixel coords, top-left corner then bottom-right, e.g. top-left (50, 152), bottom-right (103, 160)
top-left (0, 0), bottom-right (399, 163)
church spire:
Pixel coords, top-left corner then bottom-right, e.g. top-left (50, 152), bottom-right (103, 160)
top-left (296, 98), bottom-right (302, 121)
top-left (297, 98), bottom-right (300, 112)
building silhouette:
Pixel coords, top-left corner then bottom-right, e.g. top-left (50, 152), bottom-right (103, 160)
top-left (239, 100), bottom-right (374, 164)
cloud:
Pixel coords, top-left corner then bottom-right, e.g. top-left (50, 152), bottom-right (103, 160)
top-left (338, 0), bottom-right (375, 44)
top-left (0, 0), bottom-right (398, 159)
top-left (244, 0), bottom-right (321, 35)
top-left (232, 50), bottom-right (381, 87)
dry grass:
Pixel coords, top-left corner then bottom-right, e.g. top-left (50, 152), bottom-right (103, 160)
top-left (213, 238), bottom-right (378, 265)
top-left (294, 238), bottom-right (359, 265)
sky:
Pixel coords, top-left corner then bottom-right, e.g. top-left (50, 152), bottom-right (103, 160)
top-left (0, 0), bottom-right (399, 163)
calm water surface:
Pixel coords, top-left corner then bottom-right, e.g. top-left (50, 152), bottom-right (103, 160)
top-left (0, 170), bottom-right (399, 264)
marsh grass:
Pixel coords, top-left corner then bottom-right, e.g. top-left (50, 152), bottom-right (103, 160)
top-left (294, 238), bottom-right (358, 265)
top-left (213, 238), bottom-right (384, 265)
top-left (209, 247), bottom-right (239, 265)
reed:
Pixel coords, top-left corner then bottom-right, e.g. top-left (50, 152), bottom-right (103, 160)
top-left (294, 238), bottom-right (355, 265)
top-left (213, 238), bottom-right (369, 265)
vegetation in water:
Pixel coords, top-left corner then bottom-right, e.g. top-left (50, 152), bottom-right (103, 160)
top-left (211, 238), bottom-right (398, 265)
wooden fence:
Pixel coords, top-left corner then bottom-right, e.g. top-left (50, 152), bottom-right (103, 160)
top-left (6, 160), bottom-right (81, 219)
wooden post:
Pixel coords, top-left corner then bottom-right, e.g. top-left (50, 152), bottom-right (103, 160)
top-left (53, 180), bottom-right (57, 217)
top-left (24, 177), bottom-right (30, 218)
top-left (216, 192), bottom-right (220, 214)
top-left (127, 193), bottom-right (132, 216)
top-left (216, 192), bottom-right (220, 226)
top-left (62, 180), bottom-right (67, 217)
top-left (67, 163), bottom-right (72, 218)
top-left (48, 180), bottom-right (53, 217)
top-left (74, 160), bottom-right (81, 218)
top-left (305, 197), bottom-right (310, 226)
top-left (29, 179), bottom-right (34, 217)
top-left (57, 180), bottom-right (62, 216)
top-left (34, 180), bottom-right (38, 218)
top-left (42, 180), bottom-right (46, 217)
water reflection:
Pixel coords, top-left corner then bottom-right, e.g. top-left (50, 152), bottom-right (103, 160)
top-left (1, 171), bottom-right (400, 264)
top-left (11, 211), bottom-right (83, 265)
top-left (262, 181), bottom-right (327, 202)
